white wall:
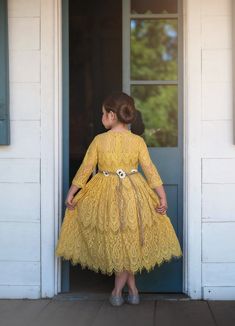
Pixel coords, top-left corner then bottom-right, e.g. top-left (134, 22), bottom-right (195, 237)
top-left (1, 0), bottom-right (235, 300)
top-left (200, 0), bottom-right (235, 300)
top-left (0, 0), bottom-right (41, 298)
top-left (0, 0), bottom-right (61, 300)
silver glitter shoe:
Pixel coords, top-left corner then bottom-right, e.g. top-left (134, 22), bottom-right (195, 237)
top-left (109, 294), bottom-right (124, 306)
top-left (125, 293), bottom-right (140, 304)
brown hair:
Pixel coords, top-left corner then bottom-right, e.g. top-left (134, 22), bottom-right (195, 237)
top-left (102, 92), bottom-right (137, 124)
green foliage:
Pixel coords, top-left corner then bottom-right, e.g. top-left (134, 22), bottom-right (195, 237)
top-left (130, 19), bottom-right (178, 147)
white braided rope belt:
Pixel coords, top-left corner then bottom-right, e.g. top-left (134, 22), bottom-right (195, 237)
top-left (98, 168), bottom-right (145, 247)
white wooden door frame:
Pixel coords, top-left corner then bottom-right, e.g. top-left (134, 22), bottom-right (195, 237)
top-left (40, 0), bottom-right (202, 299)
top-left (40, 0), bottom-right (63, 297)
top-left (182, 0), bottom-right (202, 299)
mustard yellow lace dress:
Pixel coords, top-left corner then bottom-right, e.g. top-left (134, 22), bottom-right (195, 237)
top-left (55, 129), bottom-right (183, 275)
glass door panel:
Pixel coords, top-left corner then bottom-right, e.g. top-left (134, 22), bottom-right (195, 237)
top-left (131, 19), bottom-right (178, 81)
top-left (131, 84), bottom-right (178, 147)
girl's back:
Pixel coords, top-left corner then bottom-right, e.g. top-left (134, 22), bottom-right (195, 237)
top-left (71, 129), bottom-right (163, 191)
top-left (97, 129), bottom-right (140, 171)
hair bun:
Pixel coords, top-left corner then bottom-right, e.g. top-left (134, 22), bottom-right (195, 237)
top-left (102, 92), bottom-right (137, 124)
top-left (117, 104), bottom-right (136, 124)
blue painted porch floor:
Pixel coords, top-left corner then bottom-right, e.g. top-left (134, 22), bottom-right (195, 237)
top-left (0, 293), bottom-right (235, 326)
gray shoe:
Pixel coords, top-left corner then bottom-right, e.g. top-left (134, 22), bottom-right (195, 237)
top-left (109, 294), bottom-right (124, 306)
top-left (125, 293), bottom-right (140, 304)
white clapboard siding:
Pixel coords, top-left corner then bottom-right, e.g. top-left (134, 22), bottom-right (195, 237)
top-left (202, 263), bottom-right (235, 286)
top-left (201, 0), bottom-right (231, 16)
top-left (202, 159), bottom-right (235, 184)
top-left (10, 83), bottom-right (40, 120)
top-left (0, 286), bottom-right (40, 299)
top-left (202, 49), bottom-right (232, 83)
top-left (0, 0), bottom-right (41, 299)
top-left (0, 222), bottom-right (40, 261)
top-left (0, 159), bottom-right (40, 182)
top-left (9, 51), bottom-right (40, 83)
top-left (202, 16), bottom-right (231, 50)
top-left (0, 261), bottom-right (40, 285)
top-left (8, 18), bottom-right (40, 50)
top-left (201, 5), bottom-right (232, 121)
top-left (0, 121), bottom-right (40, 158)
top-left (202, 82), bottom-right (232, 121)
top-left (202, 121), bottom-right (235, 158)
top-left (0, 183), bottom-right (40, 221)
top-left (202, 184), bottom-right (235, 220)
top-left (201, 0), bottom-right (235, 300)
top-left (202, 222), bottom-right (235, 262)
top-left (203, 287), bottom-right (235, 300)
top-left (8, 0), bottom-right (40, 18)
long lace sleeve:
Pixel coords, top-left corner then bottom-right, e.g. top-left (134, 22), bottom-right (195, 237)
top-left (138, 137), bottom-right (163, 188)
top-left (72, 135), bottom-right (98, 189)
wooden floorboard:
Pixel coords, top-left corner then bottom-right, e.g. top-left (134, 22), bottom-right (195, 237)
top-left (1, 298), bottom-right (235, 326)
top-left (208, 301), bottom-right (235, 326)
top-left (32, 300), bottom-right (104, 326)
top-left (154, 300), bottom-right (216, 326)
top-left (92, 300), bottom-right (155, 326)
top-left (0, 299), bottom-right (50, 326)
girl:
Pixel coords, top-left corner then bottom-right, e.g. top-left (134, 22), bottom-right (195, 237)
top-left (55, 92), bottom-right (183, 306)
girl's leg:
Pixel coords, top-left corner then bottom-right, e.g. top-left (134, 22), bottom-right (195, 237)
top-left (111, 270), bottom-right (129, 296)
top-left (126, 271), bottom-right (139, 296)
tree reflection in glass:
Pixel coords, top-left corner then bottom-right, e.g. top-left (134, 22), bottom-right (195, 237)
top-left (131, 19), bottom-right (178, 80)
top-left (131, 85), bottom-right (178, 147)
top-left (130, 18), bottom-right (178, 147)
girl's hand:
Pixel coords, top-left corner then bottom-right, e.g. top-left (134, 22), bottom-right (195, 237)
top-left (65, 193), bottom-right (76, 210)
top-left (155, 197), bottom-right (168, 215)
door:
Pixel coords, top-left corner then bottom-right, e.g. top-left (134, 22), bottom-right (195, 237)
top-left (123, 0), bottom-right (183, 292)
top-left (61, 0), bottom-right (183, 293)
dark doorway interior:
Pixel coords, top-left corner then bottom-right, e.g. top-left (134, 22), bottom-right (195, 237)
top-left (69, 0), bottom-right (123, 293)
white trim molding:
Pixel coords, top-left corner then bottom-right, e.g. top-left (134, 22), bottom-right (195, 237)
top-left (183, 0), bottom-right (202, 299)
top-left (41, 0), bottom-right (62, 298)
top-left (232, 0), bottom-right (235, 144)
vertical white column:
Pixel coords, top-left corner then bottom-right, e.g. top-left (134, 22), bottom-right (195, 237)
top-left (41, 0), bottom-right (62, 297)
top-left (184, 0), bottom-right (202, 299)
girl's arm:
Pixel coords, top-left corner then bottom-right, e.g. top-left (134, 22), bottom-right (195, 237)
top-left (154, 185), bottom-right (168, 215)
top-left (65, 184), bottom-right (79, 210)
top-left (71, 135), bottom-right (98, 189)
top-left (138, 137), bottom-right (167, 215)
top-left (65, 135), bottom-right (98, 210)
top-left (138, 137), bottom-right (163, 188)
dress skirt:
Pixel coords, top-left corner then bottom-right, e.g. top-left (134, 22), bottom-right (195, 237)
top-left (55, 169), bottom-right (183, 276)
